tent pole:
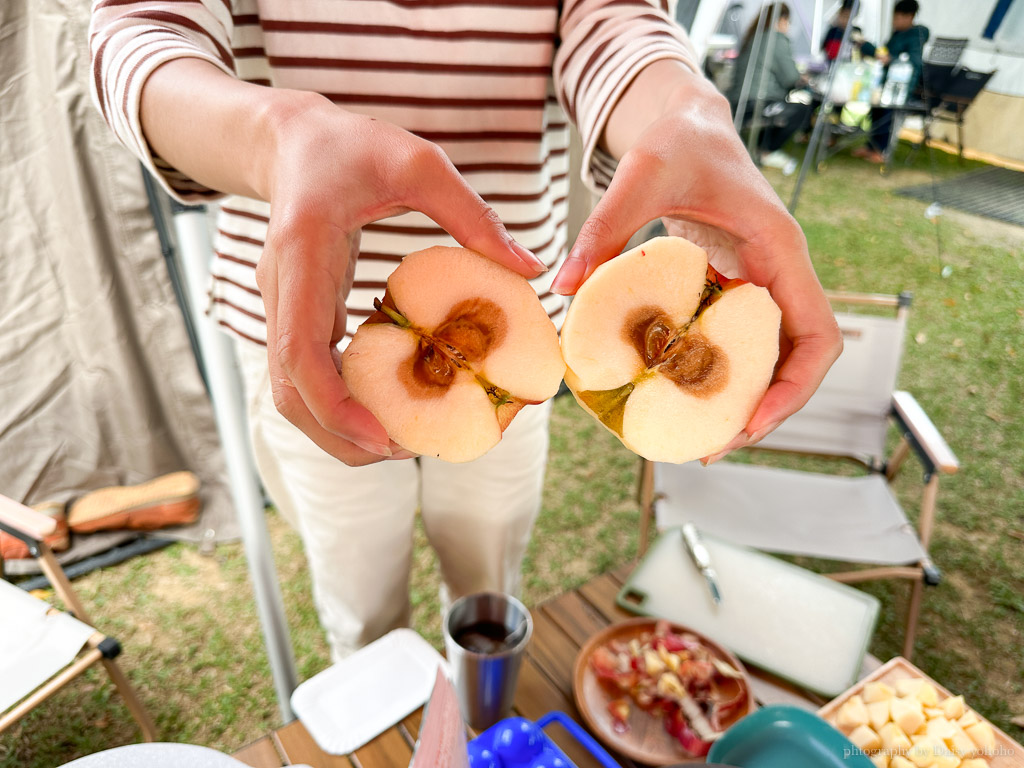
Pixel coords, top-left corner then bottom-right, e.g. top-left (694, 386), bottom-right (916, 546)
top-left (167, 199), bottom-right (299, 722)
top-left (734, 3), bottom-right (771, 138)
top-left (747, 3), bottom-right (784, 158)
top-left (790, 0), bottom-right (860, 212)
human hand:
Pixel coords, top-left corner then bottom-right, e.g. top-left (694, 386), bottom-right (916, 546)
top-left (254, 93), bottom-right (547, 466)
top-left (551, 65), bottom-right (841, 462)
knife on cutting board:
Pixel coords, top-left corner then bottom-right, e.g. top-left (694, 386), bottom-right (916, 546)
top-left (682, 522), bottom-right (722, 605)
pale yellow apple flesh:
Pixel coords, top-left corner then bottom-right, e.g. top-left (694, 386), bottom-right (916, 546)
top-left (560, 236), bottom-right (781, 464)
top-left (342, 246), bottom-right (565, 463)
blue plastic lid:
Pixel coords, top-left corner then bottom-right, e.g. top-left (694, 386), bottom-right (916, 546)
top-left (467, 717), bottom-right (570, 768)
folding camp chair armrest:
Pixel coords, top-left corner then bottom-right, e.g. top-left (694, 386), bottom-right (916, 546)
top-left (0, 495), bottom-right (57, 543)
top-left (890, 391), bottom-right (960, 476)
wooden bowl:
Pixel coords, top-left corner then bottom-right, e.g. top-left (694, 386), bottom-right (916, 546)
top-left (573, 618), bottom-right (755, 765)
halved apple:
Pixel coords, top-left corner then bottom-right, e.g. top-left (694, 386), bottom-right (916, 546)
top-left (560, 236), bottom-right (781, 464)
top-left (341, 246), bottom-right (565, 462)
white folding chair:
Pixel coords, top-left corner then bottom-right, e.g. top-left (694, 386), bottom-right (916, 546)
top-left (0, 495), bottom-right (156, 741)
top-left (638, 291), bottom-right (960, 659)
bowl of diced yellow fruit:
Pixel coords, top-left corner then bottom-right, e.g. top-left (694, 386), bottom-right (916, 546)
top-left (818, 657), bottom-right (1021, 768)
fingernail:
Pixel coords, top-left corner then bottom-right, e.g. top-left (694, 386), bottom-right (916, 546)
top-left (701, 450), bottom-right (728, 467)
top-left (550, 256), bottom-right (587, 295)
top-left (510, 240), bottom-right (546, 273)
top-left (354, 438), bottom-right (392, 457)
top-left (388, 450), bottom-right (419, 461)
top-left (749, 421), bottom-right (782, 444)
top-left (701, 430), bottom-right (751, 466)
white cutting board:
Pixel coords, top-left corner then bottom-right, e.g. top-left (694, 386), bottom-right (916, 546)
top-left (619, 527), bottom-right (879, 698)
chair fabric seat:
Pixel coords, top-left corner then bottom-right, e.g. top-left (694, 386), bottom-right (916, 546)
top-left (653, 461), bottom-right (927, 566)
top-left (0, 579), bottom-right (95, 713)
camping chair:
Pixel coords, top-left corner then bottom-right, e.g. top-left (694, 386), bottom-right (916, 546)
top-left (0, 494), bottom-right (157, 741)
top-left (909, 38), bottom-right (993, 163)
top-left (922, 67), bottom-right (996, 161)
top-left (638, 291), bottom-right (959, 661)
top-left (919, 38), bottom-right (970, 116)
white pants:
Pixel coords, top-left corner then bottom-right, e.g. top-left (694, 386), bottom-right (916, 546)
top-left (235, 341), bottom-right (552, 660)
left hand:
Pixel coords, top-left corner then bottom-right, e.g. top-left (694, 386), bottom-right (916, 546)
top-left (551, 65), bottom-right (842, 462)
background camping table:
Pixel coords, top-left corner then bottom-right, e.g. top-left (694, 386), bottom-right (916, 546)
top-left (232, 563), bottom-right (881, 768)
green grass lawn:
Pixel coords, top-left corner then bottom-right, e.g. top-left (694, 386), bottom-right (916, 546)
top-left (2, 143), bottom-right (1022, 767)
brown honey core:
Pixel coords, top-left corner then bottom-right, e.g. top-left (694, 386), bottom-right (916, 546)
top-left (623, 306), bottom-right (728, 398)
top-left (404, 298), bottom-right (507, 398)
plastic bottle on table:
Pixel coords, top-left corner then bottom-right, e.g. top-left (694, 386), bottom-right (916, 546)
top-left (870, 59), bottom-right (885, 104)
top-left (881, 52), bottom-right (914, 106)
top-left (858, 63), bottom-right (875, 104)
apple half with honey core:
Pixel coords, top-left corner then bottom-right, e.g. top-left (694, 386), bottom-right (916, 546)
top-left (560, 236), bottom-right (781, 464)
top-left (341, 246), bottom-right (565, 463)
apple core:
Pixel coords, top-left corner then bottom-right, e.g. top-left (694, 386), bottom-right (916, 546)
top-left (560, 236), bottom-right (781, 464)
top-left (343, 246), bottom-right (565, 462)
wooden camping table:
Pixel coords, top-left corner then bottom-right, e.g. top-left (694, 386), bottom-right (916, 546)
top-left (232, 563), bottom-right (881, 768)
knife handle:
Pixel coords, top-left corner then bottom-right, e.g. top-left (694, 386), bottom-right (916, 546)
top-left (681, 523), bottom-right (711, 570)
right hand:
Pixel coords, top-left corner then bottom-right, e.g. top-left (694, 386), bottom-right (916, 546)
top-left (254, 93), bottom-right (546, 466)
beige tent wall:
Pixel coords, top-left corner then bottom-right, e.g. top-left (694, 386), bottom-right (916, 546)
top-left (0, 0), bottom-right (235, 568)
top-left (926, 91), bottom-right (1024, 167)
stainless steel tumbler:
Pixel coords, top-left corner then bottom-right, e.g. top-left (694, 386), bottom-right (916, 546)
top-left (442, 592), bottom-right (533, 731)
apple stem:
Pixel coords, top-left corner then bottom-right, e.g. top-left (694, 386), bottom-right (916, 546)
top-left (476, 375), bottom-right (512, 407)
top-left (695, 280), bottom-right (723, 318)
top-left (373, 298), bottom-right (411, 328)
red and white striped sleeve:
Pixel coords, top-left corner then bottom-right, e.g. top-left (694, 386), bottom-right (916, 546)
top-left (89, 0), bottom-right (237, 202)
top-left (555, 0), bottom-right (699, 192)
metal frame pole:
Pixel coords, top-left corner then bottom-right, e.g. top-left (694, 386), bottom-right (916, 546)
top-left (746, 2), bottom-right (785, 158)
top-left (167, 199), bottom-right (299, 722)
top-left (790, 0), bottom-right (860, 212)
top-left (734, 3), bottom-right (772, 136)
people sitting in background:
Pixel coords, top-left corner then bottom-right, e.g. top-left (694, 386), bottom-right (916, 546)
top-left (822, 0), bottom-right (864, 62)
top-left (727, 2), bottom-right (813, 175)
top-left (852, 0), bottom-right (930, 162)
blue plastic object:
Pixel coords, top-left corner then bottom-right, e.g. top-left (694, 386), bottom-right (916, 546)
top-left (467, 712), bottom-right (622, 768)
top-left (707, 705), bottom-right (876, 768)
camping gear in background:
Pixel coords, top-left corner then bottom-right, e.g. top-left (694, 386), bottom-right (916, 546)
top-left (0, 495), bottom-right (156, 741)
top-left (618, 527), bottom-right (879, 698)
top-left (898, 166), bottom-right (1024, 227)
top-left (686, 1), bottom-right (1024, 168)
top-left (0, 0), bottom-right (234, 582)
top-left (66, 472), bottom-right (201, 534)
top-left (0, 501), bottom-right (68, 561)
top-left (921, 67), bottom-right (997, 159)
top-left (638, 291), bottom-right (959, 661)
top-left (1, 473), bottom-right (202, 570)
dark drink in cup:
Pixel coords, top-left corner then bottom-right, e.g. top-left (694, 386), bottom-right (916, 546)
top-left (452, 620), bottom-right (514, 654)
top-left (443, 592), bottom-right (533, 730)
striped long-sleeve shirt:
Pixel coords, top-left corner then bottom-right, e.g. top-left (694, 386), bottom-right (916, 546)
top-left (90, 0), bottom-right (697, 348)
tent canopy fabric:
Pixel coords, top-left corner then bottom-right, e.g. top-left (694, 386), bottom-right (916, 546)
top-left (0, 0), bottom-right (236, 572)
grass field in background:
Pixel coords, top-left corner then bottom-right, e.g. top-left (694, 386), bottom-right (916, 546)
top-left (2, 143), bottom-right (1022, 767)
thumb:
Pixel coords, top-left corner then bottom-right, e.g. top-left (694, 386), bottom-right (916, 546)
top-left (551, 156), bottom-right (657, 295)
top-left (404, 146), bottom-right (547, 278)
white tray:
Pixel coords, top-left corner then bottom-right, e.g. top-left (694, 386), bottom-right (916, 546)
top-left (290, 629), bottom-right (447, 755)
